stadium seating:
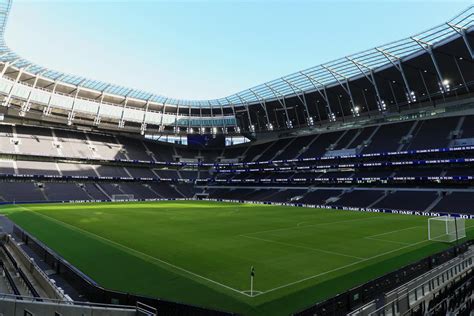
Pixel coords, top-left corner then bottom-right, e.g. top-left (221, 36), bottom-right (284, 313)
top-left (362, 121), bottom-right (414, 154)
top-left (0, 113), bottom-right (473, 215)
top-left (0, 182), bottom-right (45, 202)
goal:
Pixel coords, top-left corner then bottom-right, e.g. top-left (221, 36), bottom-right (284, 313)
top-left (111, 194), bottom-right (134, 201)
top-left (428, 216), bottom-right (466, 243)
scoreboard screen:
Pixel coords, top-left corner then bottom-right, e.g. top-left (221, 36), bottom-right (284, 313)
top-left (187, 134), bottom-right (225, 149)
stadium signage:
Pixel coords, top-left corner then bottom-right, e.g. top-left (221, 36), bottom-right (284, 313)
top-left (1, 198), bottom-right (473, 220)
top-left (4, 145), bottom-right (474, 168)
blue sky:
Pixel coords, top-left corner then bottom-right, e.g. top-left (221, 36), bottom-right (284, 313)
top-left (5, 0), bottom-right (472, 100)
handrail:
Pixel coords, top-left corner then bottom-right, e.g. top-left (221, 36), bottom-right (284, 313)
top-left (0, 291), bottom-right (137, 310)
top-left (1, 243), bottom-right (41, 299)
top-left (367, 250), bottom-right (474, 315)
top-left (1, 261), bottom-right (21, 296)
top-left (17, 267), bottom-right (41, 299)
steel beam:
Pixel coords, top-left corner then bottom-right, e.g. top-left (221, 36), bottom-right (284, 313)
top-left (411, 37), bottom-right (446, 91)
top-left (376, 48), bottom-right (414, 102)
top-left (281, 77), bottom-right (311, 120)
top-left (346, 57), bottom-right (384, 110)
top-left (248, 89), bottom-right (271, 128)
top-left (264, 83), bottom-right (291, 127)
top-left (447, 23), bottom-right (474, 59)
top-left (321, 65), bottom-right (357, 116)
top-left (299, 71), bottom-right (334, 120)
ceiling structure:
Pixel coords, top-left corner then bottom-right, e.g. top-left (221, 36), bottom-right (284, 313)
top-left (0, 0), bottom-right (472, 135)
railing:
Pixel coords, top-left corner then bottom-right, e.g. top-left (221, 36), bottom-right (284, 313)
top-left (4, 235), bottom-right (68, 300)
top-left (1, 260), bottom-right (21, 296)
top-left (0, 291), bottom-right (136, 309)
top-left (351, 248), bottom-right (474, 315)
top-left (292, 240), bottom-right (473, 315)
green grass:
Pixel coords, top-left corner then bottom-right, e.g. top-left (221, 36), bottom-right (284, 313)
top-left (0, 201), bottom-right (472, 315)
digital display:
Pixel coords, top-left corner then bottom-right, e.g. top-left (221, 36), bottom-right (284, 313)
top-left (187, 134), bottom-right (225, 149)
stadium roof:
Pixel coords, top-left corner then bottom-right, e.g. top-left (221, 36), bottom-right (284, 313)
top-left (0, 0), bottom-right (472, 108)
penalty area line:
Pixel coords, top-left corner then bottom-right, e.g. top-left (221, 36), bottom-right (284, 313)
top-left (365, 226), bottom-right (422, 238)
top-left (245, 216), bottom-right (386, 236)
top-left (364, 237), bottom-right (411, 245)
top-left (12, 205), bottom-right (253, 298)
top-left (240, 234), bottom-right (365, 260)
top-left (258, 238), bottom-right (431, 296)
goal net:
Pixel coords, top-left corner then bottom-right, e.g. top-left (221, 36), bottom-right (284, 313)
top-left (428, 216), bottom-right (466, 243)
top-left (111, 194), bottom-right (134, 201)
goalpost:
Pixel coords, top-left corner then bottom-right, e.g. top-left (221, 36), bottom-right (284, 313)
top-left (111, 194), bottom-right (135, 202)
top-left (428, 216), bottom-right (466, 243)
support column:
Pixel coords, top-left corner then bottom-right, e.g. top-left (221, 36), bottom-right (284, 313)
top-left (411, 37), bottom-right (448, 93)
top-left (20, 71), bottom-right (45, 116)
top-left (140, 98), bottom-right (152, 135)
top-left (299, 71), bottom-right (335, 122)
top-left (281, 78), bottom-right (311, 121)
top-left (453, 55), bottom-right (469, 92)
top-left (248, 89), bottom-right (271, 129)
top-left (376, 48), bottom-right (415, 103)
top-left (321, 65), bottom-right (358, 116)
top-left (118, 96), bottom-right (129, 128)
top-left (43, 75), bottom-right (64, 116)
top-left (346, 57), bottom-right (385, 111)
top-left (447, 23), bottom-right (474, 60)
top-left (264, 83), bottom-right (291, 128)
top-left (159, 98), bottom-right (168, 132)
top-left (236, 95), bottom-right (254, 133)
top-left (4, 67), bottom-right (26, 107)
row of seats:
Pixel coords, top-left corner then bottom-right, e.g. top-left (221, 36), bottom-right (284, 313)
top-left (0, 125), bottom-right (176, 161)
top-left (0, 181), bottom-right (193, 202)
top-left (424, 269), bottom-right (473, 316)
top-left (206, 187), bottom-right (474, 214)
top-left (0, 114), bottom-right (472, 164)
top-left (239, 115), bottom-right (469, 162)
top-left (0, 160), bottom-right (206, 179)
top-left (0, 114), bottom-right (472, 215)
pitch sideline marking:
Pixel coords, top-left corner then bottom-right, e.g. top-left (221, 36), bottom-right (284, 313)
top-left (13, 205), bottom-right (253, 297)
top-left (240, 235), bottom-right (365, 260)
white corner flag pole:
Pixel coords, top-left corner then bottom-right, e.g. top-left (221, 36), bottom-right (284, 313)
top-left (250, 266), bottom-right (254, 297)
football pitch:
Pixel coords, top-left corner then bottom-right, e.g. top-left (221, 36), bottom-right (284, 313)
top-left (0, 200), bottom-right (472, 315)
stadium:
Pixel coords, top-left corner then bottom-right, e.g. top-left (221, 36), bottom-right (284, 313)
top-left (0, 0), bottom-right (472, 315)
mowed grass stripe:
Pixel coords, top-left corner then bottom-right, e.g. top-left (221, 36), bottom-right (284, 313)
top-left (1, 201), bottom-right (471, 316)
top-left (13, 204), bottom-right (250, 296)
top-left (1, 207), bottom-right (252, 314)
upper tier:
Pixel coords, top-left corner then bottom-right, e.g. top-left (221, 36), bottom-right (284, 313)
top-left (0, 1), bottom-right (473, 134)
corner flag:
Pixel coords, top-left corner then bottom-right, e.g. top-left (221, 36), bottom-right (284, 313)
top-left (250, 266), bottom-right (255, 296)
